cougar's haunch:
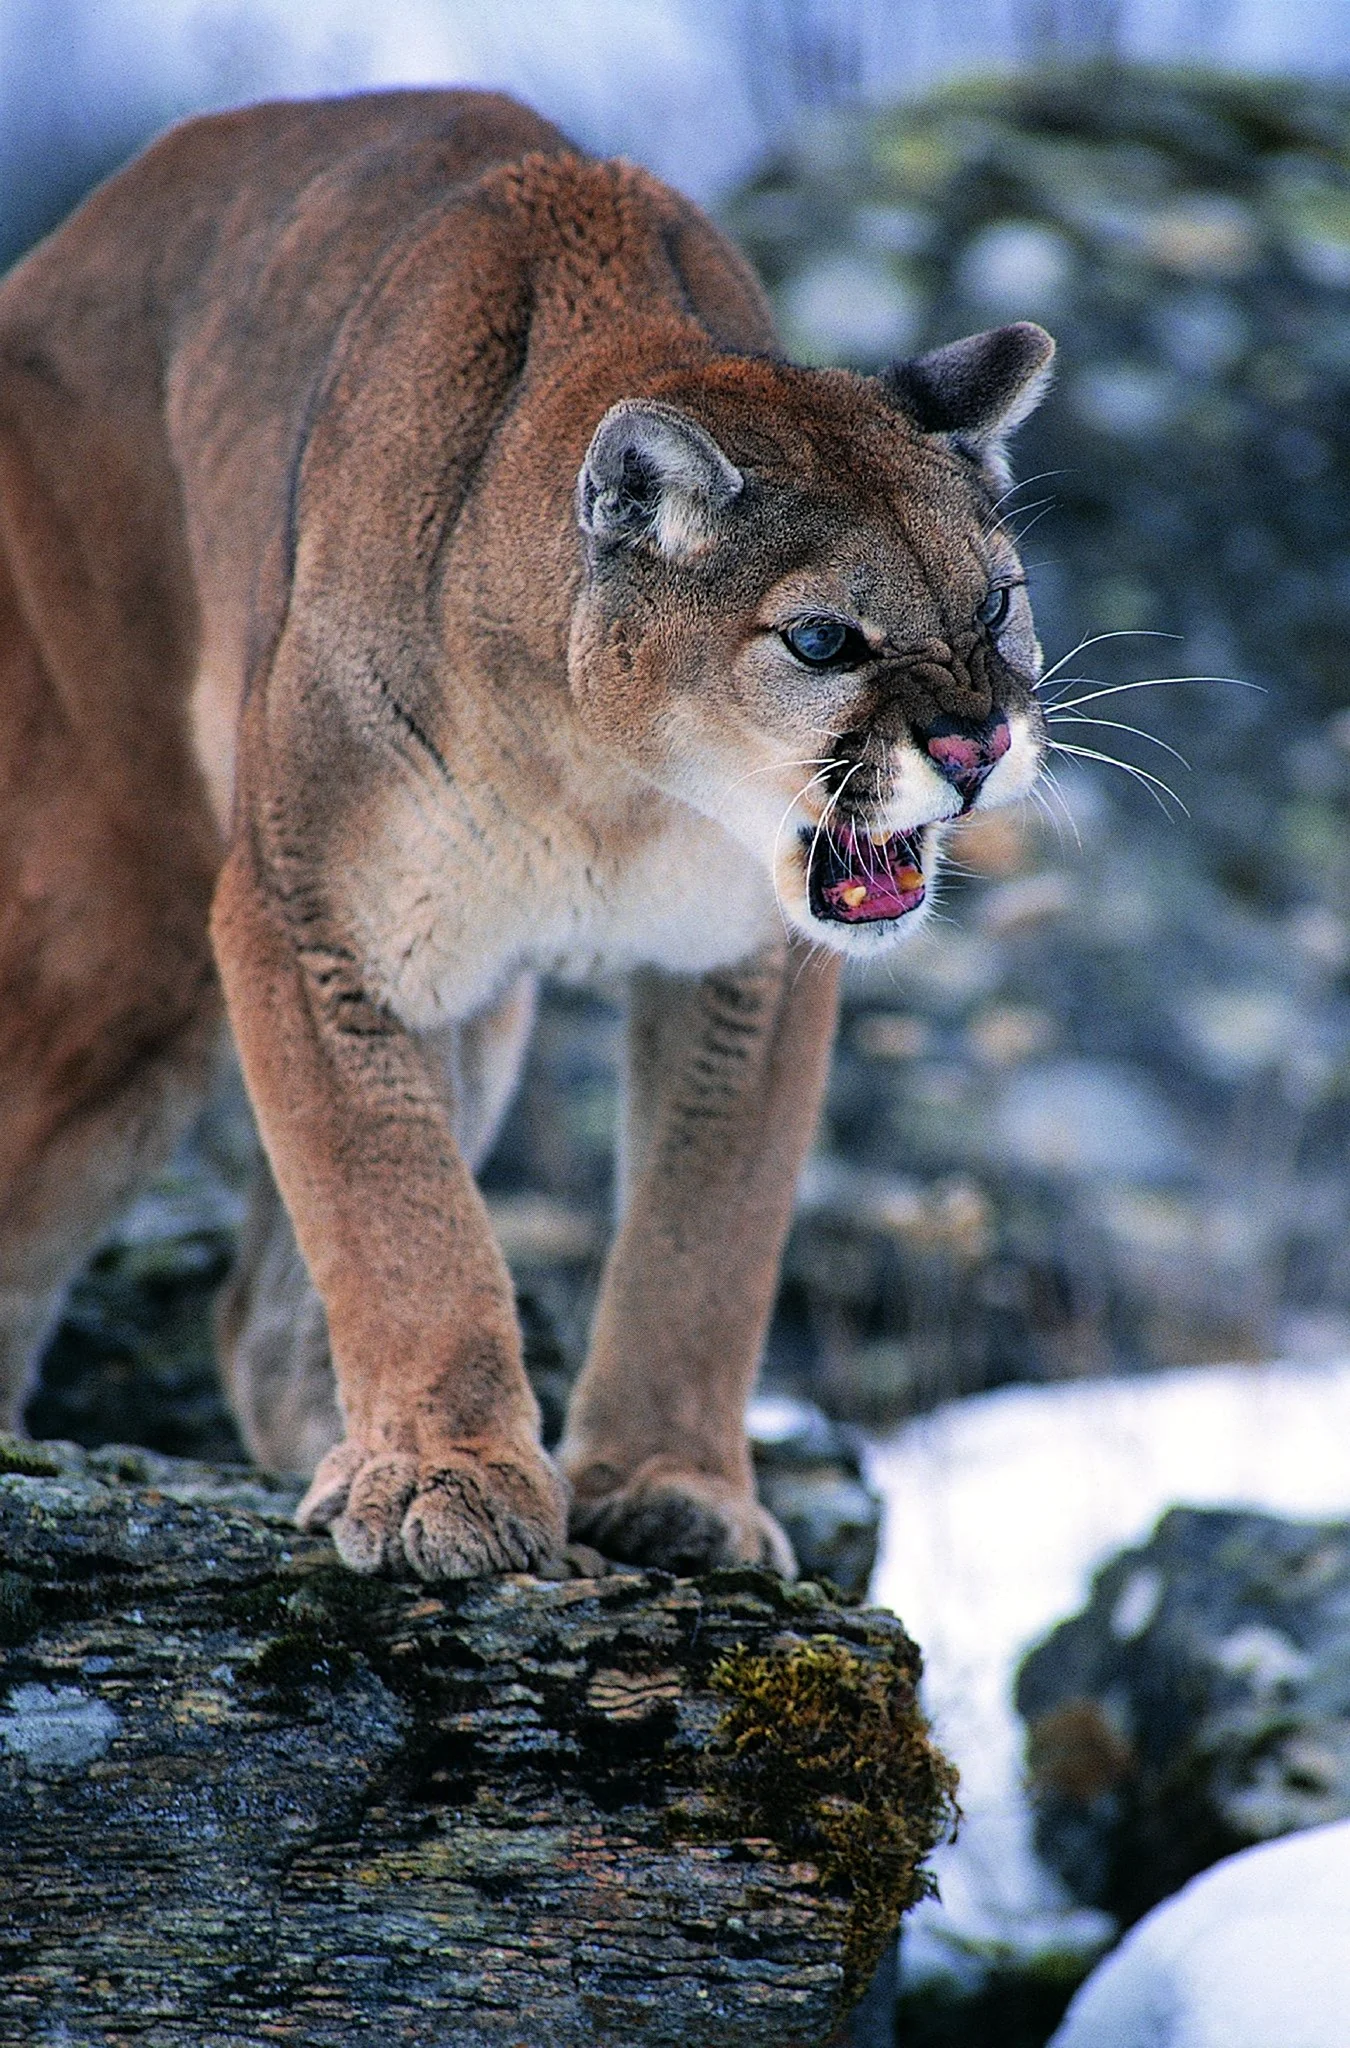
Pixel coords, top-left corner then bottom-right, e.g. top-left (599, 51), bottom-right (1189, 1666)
top-left (0, 91), bottom-right (1052, 1579)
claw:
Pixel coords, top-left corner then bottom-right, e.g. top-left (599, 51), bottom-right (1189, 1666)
top-left (567, 1456), bottom-right (797, 1578)
top-left (295, 1440), bottom-right (363, 1531)
top-left (296, 1434), bottom-right (567, 1580)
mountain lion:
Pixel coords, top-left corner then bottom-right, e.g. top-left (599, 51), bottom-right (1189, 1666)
top-left (0, 91), bottom-right (1052, 1578)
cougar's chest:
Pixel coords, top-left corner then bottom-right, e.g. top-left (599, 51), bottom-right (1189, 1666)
top-left (349, 777), bottom-right (781, 1030)
top-left (545, 809), bottom-right (779, 984)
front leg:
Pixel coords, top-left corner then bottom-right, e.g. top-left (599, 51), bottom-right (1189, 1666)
top-left (211, 839), bottom-right (566, 1580)
top-left (559, 941), bottom-right (841, 1574)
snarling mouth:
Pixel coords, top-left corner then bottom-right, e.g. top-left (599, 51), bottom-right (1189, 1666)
top-left (804, 820), bottom-right (927, 924)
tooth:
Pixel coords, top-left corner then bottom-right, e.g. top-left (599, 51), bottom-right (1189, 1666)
top-left (841, 884), bottom-right (868, 908)
top-left (894, 866), bottom-right (924, 891)
top-left (867, 827), bottom-right (891, 845)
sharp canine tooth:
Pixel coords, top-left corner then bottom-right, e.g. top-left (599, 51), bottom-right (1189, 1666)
top-left (841, 884), bottom-right (868, 908)
top-left (867, 827), bottom-right (891, 845)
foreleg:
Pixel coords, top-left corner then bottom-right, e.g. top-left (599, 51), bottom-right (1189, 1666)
top-left (559, 941), bottom-right (840, 1573)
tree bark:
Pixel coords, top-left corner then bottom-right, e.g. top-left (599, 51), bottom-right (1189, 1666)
top-left (0, 1436), bottom-right (953, 2048)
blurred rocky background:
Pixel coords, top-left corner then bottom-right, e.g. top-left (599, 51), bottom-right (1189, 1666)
top-left (1019, 1503), bottom-right (1350, 1928)
top-left (737, 65), bottom-right (1350, 1413)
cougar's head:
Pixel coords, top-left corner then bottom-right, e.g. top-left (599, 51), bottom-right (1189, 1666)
top-left (569, 322), bottom-right (1055, 954)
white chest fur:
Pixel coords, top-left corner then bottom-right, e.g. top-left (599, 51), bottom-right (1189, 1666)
top-left (345, 771), bottom-right (782, 1029)
top-left (545, 810), bottom-right (781, 984)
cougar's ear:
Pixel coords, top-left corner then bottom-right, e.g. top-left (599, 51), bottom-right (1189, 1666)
top-left (577, 400), bottom-right (743, 558)
top-left (882, 322), bottom-right (1055, 486)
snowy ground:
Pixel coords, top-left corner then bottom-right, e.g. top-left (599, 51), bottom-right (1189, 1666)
top-left (1049, 1818), bottom-right (1350, 2048)
top-left (859, 1360), bottom-right (1350, 1984)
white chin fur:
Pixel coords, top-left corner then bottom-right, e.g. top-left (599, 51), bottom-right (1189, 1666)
top-left (799, 891), bottom-right (938, 955)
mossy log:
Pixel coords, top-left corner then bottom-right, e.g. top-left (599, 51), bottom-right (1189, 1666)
top-left (0, 1437), bottom-right (954, 2047)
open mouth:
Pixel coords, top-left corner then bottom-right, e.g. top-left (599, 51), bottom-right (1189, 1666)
top-left (804, 820), bottom-right (927, 925)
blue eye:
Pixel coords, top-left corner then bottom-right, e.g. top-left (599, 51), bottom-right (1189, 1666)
top-left (783, 616), bottom-right (857, 666)
top-left (975, 585), bottom-right (1012, 633)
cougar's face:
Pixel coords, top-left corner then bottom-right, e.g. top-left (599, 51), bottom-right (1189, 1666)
top-left (702, 474), bottom-right (1046, 952)
top-left (571, 334), bottom-right (1054, 954)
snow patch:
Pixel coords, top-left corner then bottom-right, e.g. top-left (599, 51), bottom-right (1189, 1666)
top-left (865, 1359), bottom-right (1350, 1980)
top-left (1049, 1820), bottom-right (1350, 2048)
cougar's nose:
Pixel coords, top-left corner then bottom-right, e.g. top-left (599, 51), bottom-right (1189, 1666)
top-left (922, 712), bottom-right (1011, 811)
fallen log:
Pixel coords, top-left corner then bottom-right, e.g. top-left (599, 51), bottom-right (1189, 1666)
top-left (0, 1436), bottom-right (955, 2047)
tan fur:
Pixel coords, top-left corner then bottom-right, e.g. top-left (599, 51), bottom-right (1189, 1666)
top-left (0, 91), bottom-right (1049, 1579)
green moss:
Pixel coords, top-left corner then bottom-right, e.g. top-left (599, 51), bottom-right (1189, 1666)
top-left (245, 1621), bottom-right (356, 1700)
top-left (296, 1559), bottom-right (402, 1629)
top-left (231, 1562), bottom-right (397, 1706)
top-left (226, 1560), bottom-right (393, 1635)
top-left (0, 1437), bottom-right (62, 1478)
top-left (220, 1580), bottom-right (297, 1635)
top-left (703, 1636), bottom-right (959, 2002)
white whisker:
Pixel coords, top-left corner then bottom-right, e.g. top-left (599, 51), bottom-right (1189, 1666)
top-left (807, 760), bottom-right (865, 895)
top-left (922, 904), bottom-right (960, 934)
top-left (1028, 782), bottom-right (1069, 854)
top-left (1046, 710), bottom-right (1191, 769)
top-left (790, 937), bottom-right (832, 994)
top-left (1048, 675), bottom-right (1262, 711)
top-left (1038, 763), bottom-right (1084, 850)
top-left (770, 763), bottom-right (836, 935)
top-left (857, 738), bottom-right (895, 884)
top-left (1007, 500), bottom-right (1058, 551)
top-left (790, 760), bottom-right (867, 935)
top-left (982, 468), bottom-right (1069, 532)
top-left (725, 755), bottom-right (834, 795)
top-left (1049, 741), bottom-right (1189, 817)
top-left (1037, 629), bottom-right (1180, 689)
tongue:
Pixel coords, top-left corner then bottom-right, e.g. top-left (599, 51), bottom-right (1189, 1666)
top-left (817, 825), bottom-right (925, 924)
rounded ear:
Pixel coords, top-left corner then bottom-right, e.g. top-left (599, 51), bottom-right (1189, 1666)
top-left (577, 400), bottom-right (743, 559)
top-left (881, 322), bottom-right (1055, 484)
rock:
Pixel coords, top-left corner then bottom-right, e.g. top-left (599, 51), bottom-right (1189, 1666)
top-left (779, 1159), bottom-right (1013, 1426)
top-left (866, 1364), bottom-right (1350, 2046)
top-left (975, 872), bottom-right (1076, 936)
top-left (955, 218), bottom-right (1076, 317)
top-left (1017, 1505), bottom-right (1350, 1927)
top-left (968, 1003), bottom-right (1059, 1066)
top-left (1049, 1819), bottom-right (1350, 2048)
top-left (896, 1944), bottom-right (1106, 2048)
top-left (23, 1114), bottom-right (250, 1464)
top-left (748, 1395), bottom-right (883, 1598)
top-left (0, 1433), bottom-right (956, 2046)
top-left (483, 1192), bottom-right (601, 1266)
top-left (992, 1059), bottom-right (1190, 1181)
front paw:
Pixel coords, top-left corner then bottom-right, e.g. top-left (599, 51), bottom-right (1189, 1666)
top-left (296, 1434), bottom-right (568, 1580)
top-left (567, 1455), bottom-right (797, 1578)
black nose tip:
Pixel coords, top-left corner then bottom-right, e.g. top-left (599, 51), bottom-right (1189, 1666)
top-left (924, 714), bottom-right (1011, 807)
